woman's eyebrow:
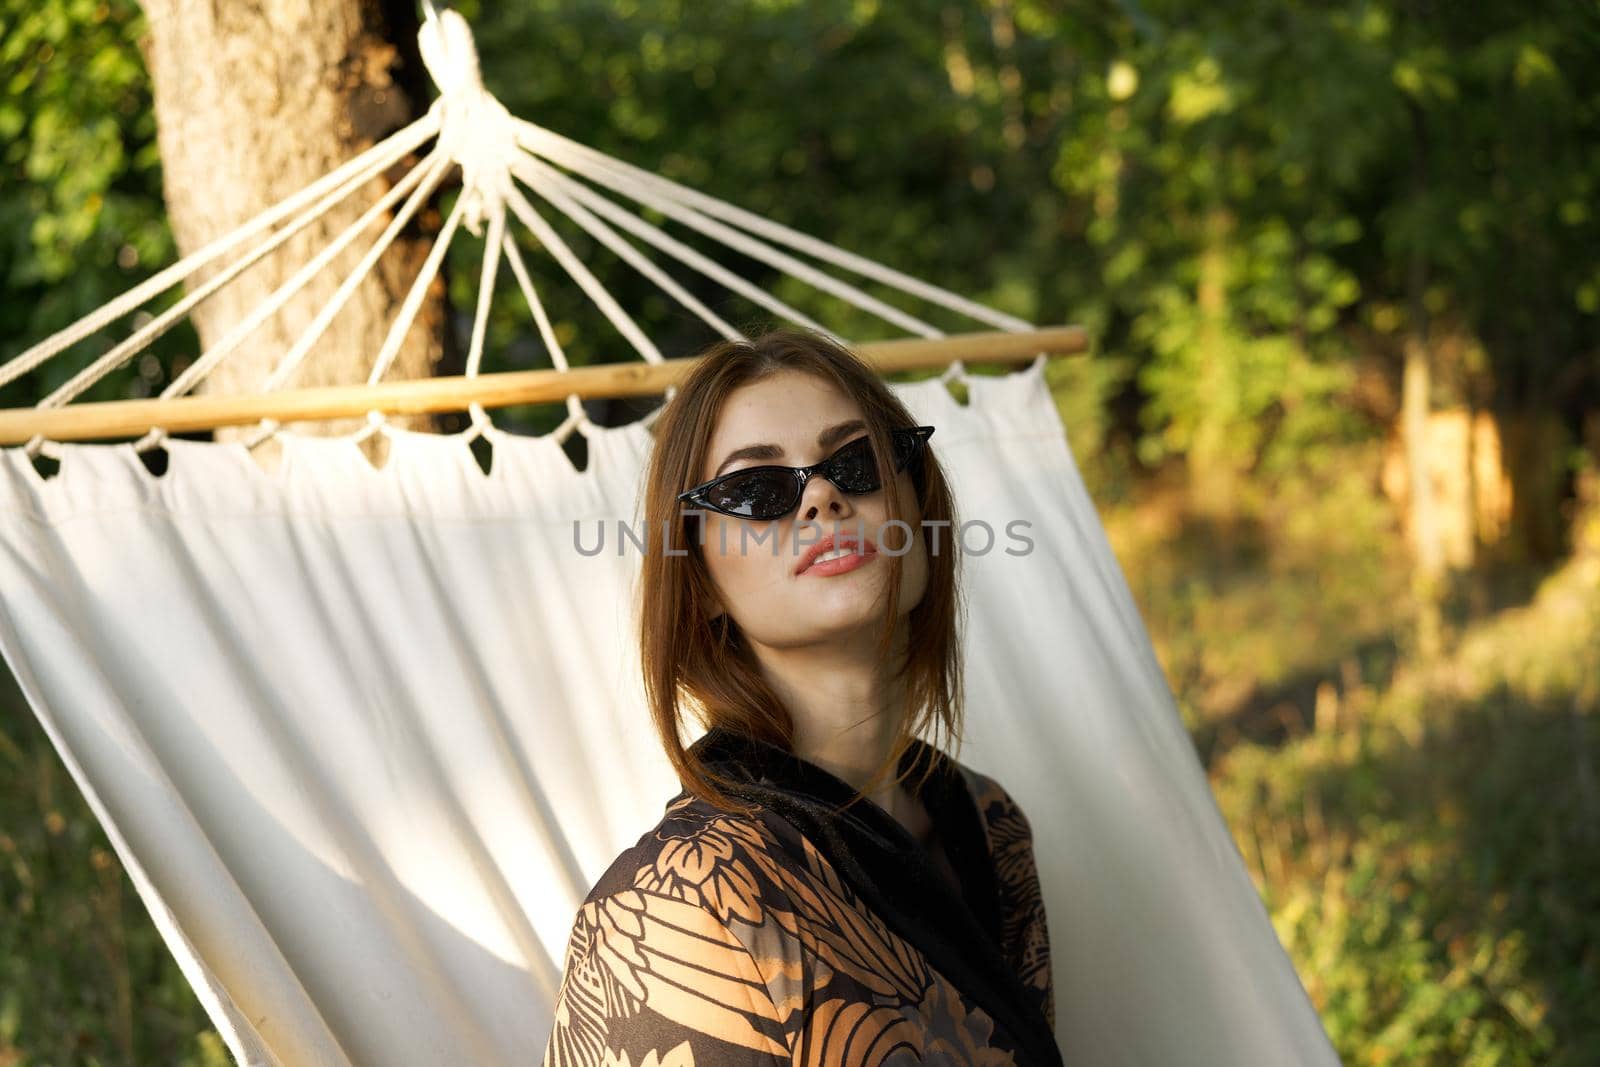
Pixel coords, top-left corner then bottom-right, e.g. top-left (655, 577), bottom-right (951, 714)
top-left (713, 418), bottom-right (867, 478)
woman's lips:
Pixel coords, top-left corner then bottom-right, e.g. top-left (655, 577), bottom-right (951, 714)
top-left (797, 539), bottom-right (878, 577)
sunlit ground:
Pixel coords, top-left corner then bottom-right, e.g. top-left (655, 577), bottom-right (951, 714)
top-left (1102, 445), bottom-right (1600, 1066)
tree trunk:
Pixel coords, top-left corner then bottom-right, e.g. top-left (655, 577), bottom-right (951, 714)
top-left (138, 0), bottom-right (443, 470)
top-left (1402, 98), bottom-right (1443, 660)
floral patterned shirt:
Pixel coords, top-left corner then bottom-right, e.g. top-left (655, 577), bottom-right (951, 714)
top-left (539, 729), bottom-right (1058, 1066)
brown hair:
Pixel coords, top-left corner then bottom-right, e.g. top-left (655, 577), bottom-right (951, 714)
top-left (631, 326), bottom-right (968, 818)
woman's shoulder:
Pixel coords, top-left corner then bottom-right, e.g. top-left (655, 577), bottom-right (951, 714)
top-left (948, 757), bottom-right (1039, 844)
top-left (579, 789), bottom-right (781, 908)
top-left (947, 756), bottom-right (1056, 1030)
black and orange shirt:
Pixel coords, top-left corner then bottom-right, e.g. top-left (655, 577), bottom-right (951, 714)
top-left (539, 727), bottom-right (1060, 1066)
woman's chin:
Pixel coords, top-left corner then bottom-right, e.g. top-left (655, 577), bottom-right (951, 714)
top-left (783, 603), bottom-right (890, 643)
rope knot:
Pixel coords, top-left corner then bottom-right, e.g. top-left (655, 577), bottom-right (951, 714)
top-left (420, 7), bottom-right (518, 235)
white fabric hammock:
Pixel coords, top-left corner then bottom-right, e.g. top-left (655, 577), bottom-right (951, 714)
top-left (0, 371), bottom-right (1337, 1067)
top-left (0, 8), bottom-right (1338, 1066)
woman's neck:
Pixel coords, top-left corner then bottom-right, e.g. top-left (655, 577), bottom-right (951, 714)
top-left (759, 635), bottom-right (908, 781)
top-left (748, 619), bottom-right (924, 832)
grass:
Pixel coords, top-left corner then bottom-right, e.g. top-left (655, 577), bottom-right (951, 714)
top-left (1102, 444), bottom-right (1600, 1065)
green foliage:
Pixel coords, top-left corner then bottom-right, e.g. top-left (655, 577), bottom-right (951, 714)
top-left (439, 0), bottom-right (1088, 391)
top-left (5, 0), bottom-right (1596, 455)
top-left (0, 0), bottom-right (189, 411)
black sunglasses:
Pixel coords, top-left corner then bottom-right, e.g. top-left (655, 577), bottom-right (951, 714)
top-left (678, 425), bottom-right (935, 521)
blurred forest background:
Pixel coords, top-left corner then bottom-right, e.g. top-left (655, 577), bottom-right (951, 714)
top-left (2, 0), bottom-right (1599, 1064)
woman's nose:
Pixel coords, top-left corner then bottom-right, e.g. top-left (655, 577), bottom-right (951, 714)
top-left (796, 469), bottom-right (854, 523)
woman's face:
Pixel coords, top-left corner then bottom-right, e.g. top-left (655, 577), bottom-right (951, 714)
top-left (694, 369), bottom-right (928, 651)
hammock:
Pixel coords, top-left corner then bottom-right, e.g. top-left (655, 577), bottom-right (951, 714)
top-left (0, 8), bottom-right (1338, 1066)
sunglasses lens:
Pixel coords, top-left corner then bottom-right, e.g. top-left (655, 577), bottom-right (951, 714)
top-left (703, 470), bottom-right (798, 519)
top-left (891, 430), bottom-right (921, 470)
top-left (822, 436), bottom-right (882, 493)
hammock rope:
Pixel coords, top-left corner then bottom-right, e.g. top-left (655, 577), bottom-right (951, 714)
top-left (3, 6), bottom-right (1058, 464)
top-left (0, 111), bottom-right (440, 395)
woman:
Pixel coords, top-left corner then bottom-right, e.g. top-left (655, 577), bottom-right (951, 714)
top-left (540, 328), bottom-right (1060, 1066)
